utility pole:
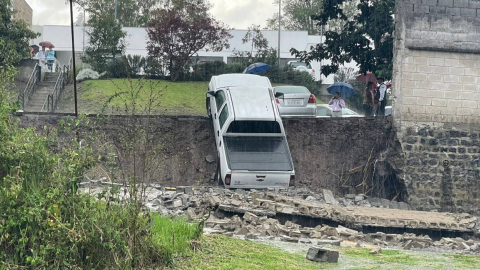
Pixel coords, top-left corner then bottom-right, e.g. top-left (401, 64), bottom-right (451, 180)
top-left (69, 0), bottom-right (78, 117)
top-left (278, 0), bottom-right (281, 68)
top-left (115, 0), bottom-right (118, 21)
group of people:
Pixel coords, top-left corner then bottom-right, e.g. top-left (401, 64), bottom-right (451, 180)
top-left (328, 77), bottom-right (389, 117)
top-left (363, 77), bottom-right (388, 117)
top-left (34, 46), bottom-right (56, 72)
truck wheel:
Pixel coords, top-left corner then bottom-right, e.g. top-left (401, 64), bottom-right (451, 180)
top-left (206, 98), bottom-right (212, 120)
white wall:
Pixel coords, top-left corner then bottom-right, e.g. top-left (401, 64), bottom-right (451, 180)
top-left (34, 25), bottom-right (358, 83)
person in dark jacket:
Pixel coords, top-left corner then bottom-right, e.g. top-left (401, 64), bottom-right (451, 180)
top-left (363, 82), bottom-right (374, 116)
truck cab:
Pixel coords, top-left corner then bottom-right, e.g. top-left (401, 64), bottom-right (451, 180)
top-left (206, 74), bottom-right (295, 189)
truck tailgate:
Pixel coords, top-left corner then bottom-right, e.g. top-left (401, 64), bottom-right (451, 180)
top-left (224, 136), bottom-right (293, 171)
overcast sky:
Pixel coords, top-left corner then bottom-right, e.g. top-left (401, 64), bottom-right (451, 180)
top-left (24, 0), bottom-right (277, 29)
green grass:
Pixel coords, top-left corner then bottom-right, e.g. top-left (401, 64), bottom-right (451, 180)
top-left (150, 215), bottom-right (202, 263)
top-left (170, 235), bottom-right (322, 270)
top-left (170, 236), bottom-right (480, 270)
top-left (78, 79), bottom-right (209, 115)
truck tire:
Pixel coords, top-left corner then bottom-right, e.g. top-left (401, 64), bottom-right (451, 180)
top-left (206, 98), bottom-right (212, 120)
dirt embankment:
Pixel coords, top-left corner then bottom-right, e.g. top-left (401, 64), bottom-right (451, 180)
top-left (16, 114), bottom-right (398, 198)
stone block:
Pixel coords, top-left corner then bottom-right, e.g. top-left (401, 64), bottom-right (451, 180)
top-left (243, 211), bottom-right (259, 224)
top-left (208, 196), bottom-right (222, 207)
top-left (414, 4), bottom-right (430, 13)
top-left (446, 7), bottom-right (461, 16)
top-left (461, 8), bottom-right (477, 17)
top-left (306, 247), bottom-right (339, 263)
top-left (282, 236), bottom-right (299, 243)
top-left (323, 189), bottom-right (338, 205)
top-left (453, 0), bottom-right (469, 8)
top-left (164, 199), bottom-right (183, 209)
top-left (176, 186), bottom-right (193, 194)
top-left (315, 239), bottom-right (342, 246)
top-left (438, 0), bottom-right (454, 7)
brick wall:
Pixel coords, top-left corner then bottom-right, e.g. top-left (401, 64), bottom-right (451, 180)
top-left (12, 0), bottom-right (33, 26)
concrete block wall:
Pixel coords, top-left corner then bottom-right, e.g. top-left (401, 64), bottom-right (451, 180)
top-left (393, 0), bottom-right (480, 213)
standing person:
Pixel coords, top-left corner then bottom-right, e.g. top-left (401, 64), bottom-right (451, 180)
top-left (328, 92), bottom-right (346, 118)
top-left (36, 46), bottom-right (47, 70)
top-left (363, 82), bottom-right (374, 117)
top-left (46, 46), bottom-right (55, 72)
top-left (376, 77), bottom-right (387, 116)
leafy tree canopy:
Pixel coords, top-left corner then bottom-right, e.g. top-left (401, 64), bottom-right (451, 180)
top-left (0, 0), bottom-right (39, 68)
top-left (147, 0), bottom-right (232, 82)
top-left (266, 0), bottom-right (324, 35)
top-left (291, 0), bottom-right (395, 79)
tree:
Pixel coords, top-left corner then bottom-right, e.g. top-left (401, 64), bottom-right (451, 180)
top-left (231, 25), bottom-right (278, 67)
top-left (266, 0), bottom-right (324, 35)
top-left (0, 0), bottom-right (39, 69)
top-left (83, 10), bottom-right (126, 72)
top-left (146, 0), bottom-right (232, 82)
top-left (74, 0), bottom-right (157, 27)
top-left (291, 0), bottom-right (395, 79)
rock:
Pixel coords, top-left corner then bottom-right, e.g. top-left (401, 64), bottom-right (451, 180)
top-left (367, 197), bottom-right (382, 207)
top-left (290, 230), bottom-right (301, 238)
top-left (310, 231), bottom-right (323, 239)
top-left (381, 199), bottom-right (390, 208)
top-left (336, 226), bottom-right (359, 238)
top-left (320, 226), bottom-right (339, 237)
top-left (345, 194), bottom-right (356, 200)
top-left (282, 236), bottom-right (299, 243)
top-left (369, 246), bottom-right (382, 255)
top-left (230, 199), bottom-right (242, 207)
top-left (315, 239), bottom-right (342, 246)
top-left (323, 189), bottom-right (338, 205)
top-left (243, 212), bottom-right (259, 224)
top-left (397, 202), bottom-right (410, 210)
top-left (208, 196), bottom-right (222, 207)
top-left (235, 227), bottom-right (249, 235)
top-left (358, 200), bottom-right (372, 208)
top-left (235, 189), bottom-right (247, 195)
top-left (305, 196), bottom-right (316, 201)
top-left (354, 194), bottom-right (365, 202)
top-left (186, 208), bottom-right (198, 220)
top-left (176, 186), bottom-right (193, 195)
top-left (299, 238), bottom-right (312, 244)
top-left (165, 199), bottom-right (183, 209)
top-left (205, 155), bottom-right (216, 163)
top-left (306, 247), bottom-right (339, 263)
top-left (232, 193), bottom-right (243, 200)
top-left (250, 192), bottom-right (264, 200)
top-left (402, 240), bottom-right (427, 249)
top-left (151, 199), bottom-right (161, 207)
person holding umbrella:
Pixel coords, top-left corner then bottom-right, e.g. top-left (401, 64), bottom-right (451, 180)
top-left (328, 92), bottom-right (346, 118)
top-left (36, 46), bottom-right (47, 70)
top-left (46, 46), bottom-right (56, 72)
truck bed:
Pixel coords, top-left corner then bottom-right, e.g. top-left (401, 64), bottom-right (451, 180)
top-left (224, 136), bottom-right (293, 171)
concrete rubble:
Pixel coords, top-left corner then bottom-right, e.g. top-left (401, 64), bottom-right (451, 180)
top-left (79, 182), bottom-right (480, 254)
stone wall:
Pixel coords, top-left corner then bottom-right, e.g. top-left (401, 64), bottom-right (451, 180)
top-left (12, 0), bottom-right (33, 26)
top-left (393, 0), bottom-right (480, 213)
top-left (16, 114), bottom-right (397, 198)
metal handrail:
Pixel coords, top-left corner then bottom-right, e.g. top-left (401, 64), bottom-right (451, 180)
top-left (42, 65), bottom-right (68, 112)
top-left (18, 63), bottom-right (40, 109)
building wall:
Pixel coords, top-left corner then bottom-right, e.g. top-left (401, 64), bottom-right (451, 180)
top-left (393, 0), bottom-right (480, 213)
top-left (12, 0), bottom-right (32, 26)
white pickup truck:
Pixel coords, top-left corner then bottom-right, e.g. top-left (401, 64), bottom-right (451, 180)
top-left (206, 74), bottom-right (295, 189)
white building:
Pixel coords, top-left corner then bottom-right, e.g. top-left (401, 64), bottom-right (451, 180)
top-left (32, 25), bottom-right (357, 84)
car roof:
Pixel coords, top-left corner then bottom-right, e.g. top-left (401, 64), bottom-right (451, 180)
top-left (228, 86), bottom-right (276, 121)
top-left (212, 74), bottom-right (272, 90)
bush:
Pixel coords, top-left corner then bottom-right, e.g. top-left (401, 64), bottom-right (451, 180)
top-left (76, 68), bottom-right (102, 82)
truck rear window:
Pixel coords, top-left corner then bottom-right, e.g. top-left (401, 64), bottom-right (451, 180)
top-left (227, 121), bottom-right (281, 133)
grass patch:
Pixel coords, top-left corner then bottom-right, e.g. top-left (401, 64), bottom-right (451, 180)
top-left (444, 254), bottom-right (480, 268)
top-left (150, 215), bottom-right (202, 263)
top-left (79, 79), bottom-right (209, 115)
top-left (171, 234), bottom-right (322, 270)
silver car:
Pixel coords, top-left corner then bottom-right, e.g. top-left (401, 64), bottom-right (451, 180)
top-left (316, 104), bottom-right (361, 117)
top-left (274, 86), bottom-right (317, 117)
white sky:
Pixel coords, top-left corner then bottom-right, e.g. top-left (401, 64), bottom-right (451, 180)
top-left (25, 0), bottom-right (278, 29)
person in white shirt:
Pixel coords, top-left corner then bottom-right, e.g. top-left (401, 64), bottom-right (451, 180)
top-left (36, 46), bottom-right (47, 70)
top-left (328, 92), bottom-right (346, 118)
top-left (376, 77), bottom-right (387, 116)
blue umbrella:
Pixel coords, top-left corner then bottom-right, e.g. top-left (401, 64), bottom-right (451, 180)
top-left (327, 82), bottom-right (356, 98)
top-left (243, 63), bottom-right (270, 74)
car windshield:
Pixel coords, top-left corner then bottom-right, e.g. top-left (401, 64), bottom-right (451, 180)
top-left (316, 106), bottom-right (331, 116)
top-left (290, 62), bottom-right (312, 69)
top-left (342, 108), bottom-right (358, 115)
top-left (274, 86), bottom-right (310, 94)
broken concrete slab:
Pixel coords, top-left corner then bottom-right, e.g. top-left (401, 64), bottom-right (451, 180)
top-left (306, 247), bottom-right (339, 263)
top-left (205, 155), bottom-right (216, 163)
top-left (323, 189), bottom-right (338, 205)
top-left (315, 239), bottom-right (342, 246)
top-left (176, 186), bottom-right (193, 195)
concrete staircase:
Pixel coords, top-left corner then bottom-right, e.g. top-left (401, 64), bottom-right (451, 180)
top-left (25, 72), bottom-right (59, 112)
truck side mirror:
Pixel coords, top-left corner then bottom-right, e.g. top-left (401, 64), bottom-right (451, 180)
top-left (206, 90), bottom-right (215, 98)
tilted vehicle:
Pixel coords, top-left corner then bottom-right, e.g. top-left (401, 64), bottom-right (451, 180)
top-left (206, 74), bottom-right (295, 189)
top-left (274, 86), bottom-right (317, 117)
